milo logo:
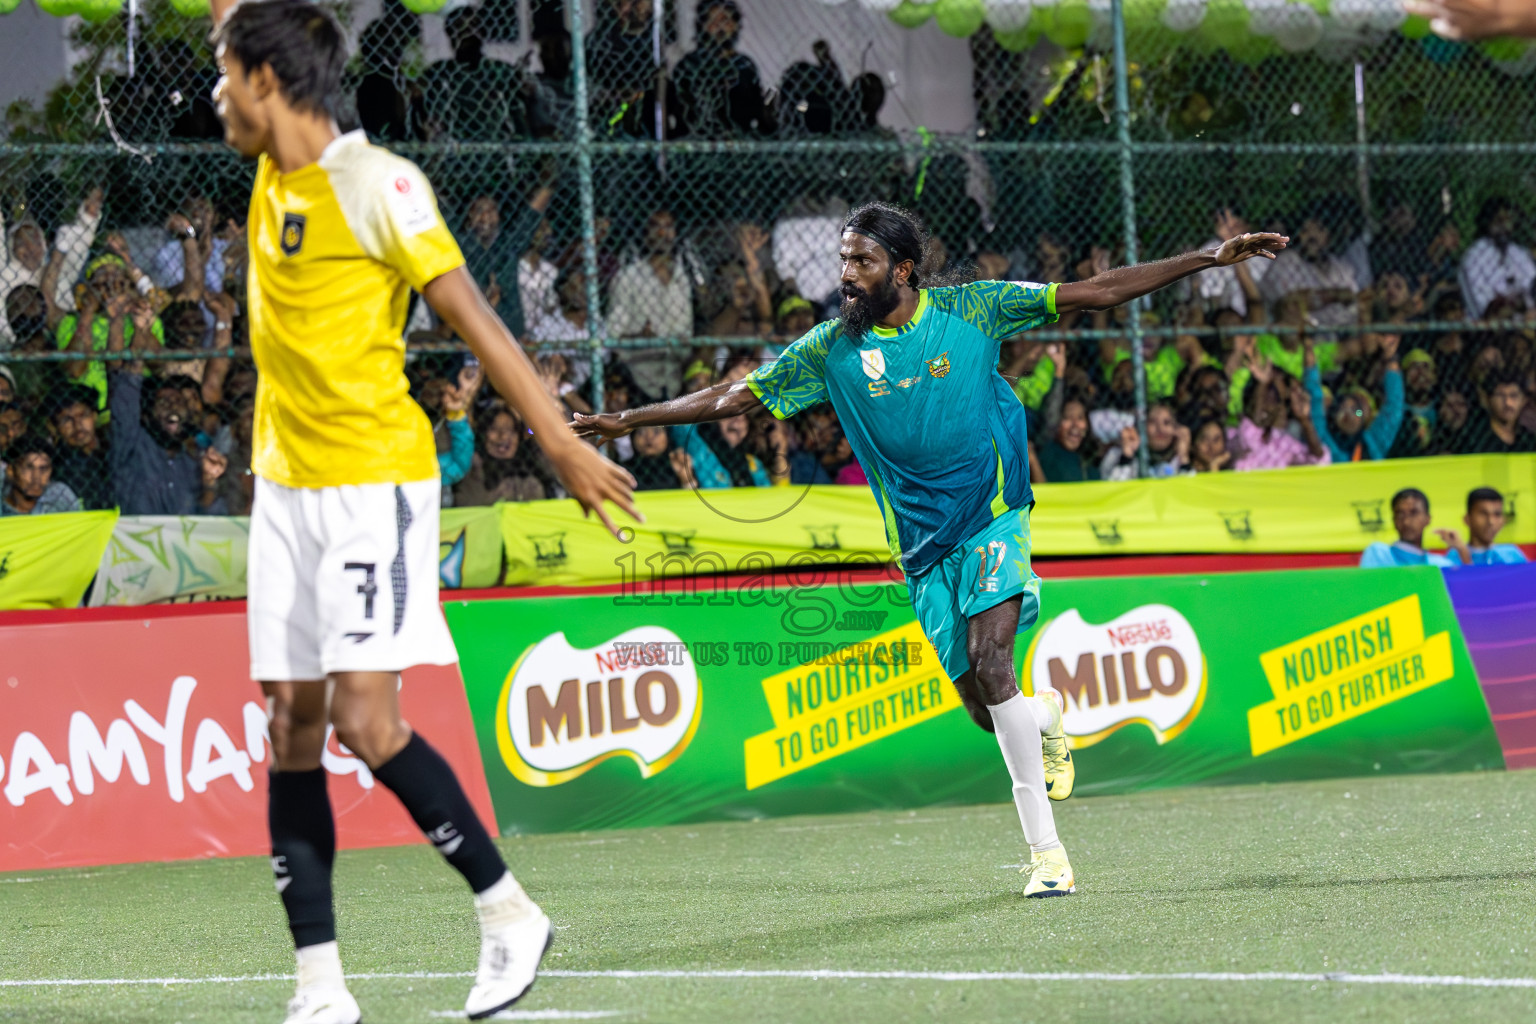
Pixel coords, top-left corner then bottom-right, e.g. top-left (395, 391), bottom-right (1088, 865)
top-left (1024, 604), bottom-right (1206, 748)
top-left (495, 627), bottom-right (701, 787)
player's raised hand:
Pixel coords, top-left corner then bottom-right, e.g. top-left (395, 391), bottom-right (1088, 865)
top-left (1213, 232), bottom-right (1288, 266)
top-left (1405, 0), bottom-right (1536, 39)
top-left (546, 438), bottom-right (642, 538)
top-left (571, 411), bottom-right (634, 442)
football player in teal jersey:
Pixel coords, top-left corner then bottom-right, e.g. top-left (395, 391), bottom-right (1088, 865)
top-left (576, 202), bottom-right (1285, 897)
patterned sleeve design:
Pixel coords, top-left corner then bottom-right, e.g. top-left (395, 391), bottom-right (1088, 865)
top-left (940, 280), bottom-right (1059, 340)
top-left (745, 321), bottom-right (835, 419)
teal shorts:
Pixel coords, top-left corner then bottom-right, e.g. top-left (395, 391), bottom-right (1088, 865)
top-left (908, 506), bottom-right (1042, 683)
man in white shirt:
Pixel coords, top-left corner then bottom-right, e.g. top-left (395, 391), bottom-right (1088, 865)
top-left (773, 208), bottom-right (844, 312)
top-left (0, 190), bottom-right (102, 347)
top-left (1258, 213), bottom-right (1359, 328)
top-left (1194, 207), bottom-right (1271, 318)
top-left (517, 219), bottom-right (559, 339)
top-left (1458, 197), bottom-right (1535, 318)
top-left (607, 209), bottom-right (696, 400)
top-left (148, 195), bottom-right (230, 294)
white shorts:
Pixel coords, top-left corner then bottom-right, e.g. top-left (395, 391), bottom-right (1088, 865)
top-left (248, 477), bottom-right (459, 681)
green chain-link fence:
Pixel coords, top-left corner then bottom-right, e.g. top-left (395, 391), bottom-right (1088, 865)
top-left (1, 0), bottom-right (1533, 512)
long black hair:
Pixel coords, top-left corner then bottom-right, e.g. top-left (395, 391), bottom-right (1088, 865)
top-left (841, 201), bottom-right (975, 291)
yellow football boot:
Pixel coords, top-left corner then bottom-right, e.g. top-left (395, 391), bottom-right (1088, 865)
top-left (1022, 846), bottom-right (1076, 898)
top-left (1036, 689), bottom-right (1075, 801)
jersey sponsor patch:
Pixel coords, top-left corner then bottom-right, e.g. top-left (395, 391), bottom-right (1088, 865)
top-left (280, 212), bottom-right (305, 256)
top-left (860, 348), bottom-right (886, 380)
top-left (383, 172), bottom-right (437, 237)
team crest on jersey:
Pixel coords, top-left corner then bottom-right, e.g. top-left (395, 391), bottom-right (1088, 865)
top-left (860, 348), bottom-right (886, 380)
top-left (280, 213), bottom-right (306, 257)
top-left (926, 352), bottom-right (951, 378)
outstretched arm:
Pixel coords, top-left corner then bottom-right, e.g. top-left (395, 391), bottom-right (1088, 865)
top-left (423, 266), bottom-right (639, 535)
top-left (1055, 233), bottom-right (1288, 314)
top-left (572, 379), bottom-right (762, 441)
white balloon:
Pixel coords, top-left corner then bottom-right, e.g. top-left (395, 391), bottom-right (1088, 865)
top-left (858, 0), bottom-right (903, 10)
top-left (1160, 0), bottom-right (1205, 33)
top-left (1272, 3), bottom-right (1323, 51)
top-left (1244, 0), bottom-right (1287, 36)
top-left (984, 0), bottom-right (1032, 31)
top-left (1369, 0), bottom-right (1407, 31)
top-left (1330, 0), bottom-right (1373, 32)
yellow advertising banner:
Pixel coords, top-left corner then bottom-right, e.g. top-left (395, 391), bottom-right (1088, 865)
top-left (1247, 593), bottom-right (1456, 756)
top-left (496, 455), bottom-right (1533, 585)
top-left (0, 510), bottom-right (118, 610)
top-left (742, 620), bottom-right (953, 790)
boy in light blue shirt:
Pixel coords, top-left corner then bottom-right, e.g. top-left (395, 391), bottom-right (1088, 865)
top-left (1439, 487), bottom-right (1529, 566)
top-left (1359, 487), bottom-right (1456, 568)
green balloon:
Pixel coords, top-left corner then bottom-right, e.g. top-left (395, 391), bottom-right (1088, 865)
top-left (36, 0), bottom-right (84, 15)
top-left (889, 1), bottom-right (934, 28)
top-left (0, 0), bottom-right (23, 14)
top-left (1046, 1), bottom-right (1094, 49)
top-left (1123, 0), bottom-right (1165, 34)
top-left (933, 0), bottom-right (985, 37)
top-left (993, 23), bottom-right (1039, 51)
top-left (1226, 29), bottom-right (1277, 65)
top-left (167, 0), bottom-right (209, 15)
top-left (1481, 37), bottom-right (1528, 62)
top-left (79, 0), bottom-right (123, 22)
top-left (401, 0), bottom-right (450, 12)
top-left (1196, 1), bottom-right (1249, 51)
top-left (1401, 14), bottom-right (1432, 39)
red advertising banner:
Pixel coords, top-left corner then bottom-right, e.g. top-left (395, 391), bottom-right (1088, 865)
top-left (0, 608), bottom-right (495, 872)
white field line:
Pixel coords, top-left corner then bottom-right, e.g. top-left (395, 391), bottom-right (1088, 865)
top-left (4, 969), bottom-right (1536, 990)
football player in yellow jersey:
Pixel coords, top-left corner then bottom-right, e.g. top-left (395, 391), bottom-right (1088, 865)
top-left (209, 3), bottom-right (638, 1022)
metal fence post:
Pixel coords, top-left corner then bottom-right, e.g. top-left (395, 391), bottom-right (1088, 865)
top-left (568, 0), bottom-right (605, 413)
top-left (1111, 0), bottom-right (1149, 477)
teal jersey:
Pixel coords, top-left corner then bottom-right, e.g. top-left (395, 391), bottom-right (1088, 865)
top-left (746, 280), bottom-right (1058, 575)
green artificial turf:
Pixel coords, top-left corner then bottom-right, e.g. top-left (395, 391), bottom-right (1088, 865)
top-left (4, 770), bottom-right (1535, 1023)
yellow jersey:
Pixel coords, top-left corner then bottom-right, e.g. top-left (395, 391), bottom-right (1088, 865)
top-left (247, 130), bottom-right (463, 487)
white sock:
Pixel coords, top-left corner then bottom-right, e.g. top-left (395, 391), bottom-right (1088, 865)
top-left (294, 941), bottom-right (345, 991)
top-left (474, 871), bottom-right (539, 929)
top-left (1025, 690), bottom-right (1055, 732)
top-left (988, 693), bottom-right (1061, 853)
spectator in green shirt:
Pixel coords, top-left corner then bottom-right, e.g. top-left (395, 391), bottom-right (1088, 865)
top-left (55, 255), bottom-right (164, 412)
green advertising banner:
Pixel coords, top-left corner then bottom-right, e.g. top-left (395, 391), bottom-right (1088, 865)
top-left (0, 510), bottom-right (117, 610)
top-left (489, 455), bottom-right (1535, 586)
top-left (444, 565), bottom-right (1501, 835)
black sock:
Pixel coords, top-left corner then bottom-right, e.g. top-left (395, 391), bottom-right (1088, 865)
top-left (372, 732), bottom-right (506, 894)
top-left (268, 768), bottom-right (337, 948)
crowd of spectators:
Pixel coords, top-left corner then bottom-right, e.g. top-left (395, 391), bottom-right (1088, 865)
top-left (5, 178), bottom-right (1536, 517)
top-left (3, 0), bottom-right (1536, 517)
